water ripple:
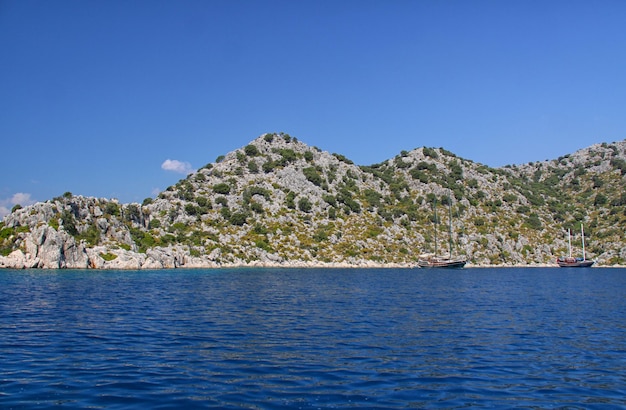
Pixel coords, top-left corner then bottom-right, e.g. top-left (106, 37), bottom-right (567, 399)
top-left (1, 268), bottom-right (625, 409)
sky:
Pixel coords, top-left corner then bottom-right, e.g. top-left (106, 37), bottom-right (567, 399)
top-left (1, 0), bottom-right (625, 217)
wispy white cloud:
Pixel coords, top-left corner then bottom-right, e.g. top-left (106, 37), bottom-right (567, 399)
top-left (161, 159), bottom-right (194, 175)
top-left (0, 192), bottom-right (36, 220)
top-left (11, 193), bottom-right (34, 205)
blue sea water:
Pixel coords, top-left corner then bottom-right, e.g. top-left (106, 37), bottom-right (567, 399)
top-left (0, 267), bottom-right (625, 409)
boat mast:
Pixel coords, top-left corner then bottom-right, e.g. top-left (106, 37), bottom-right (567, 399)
top-left (433, 198), bottom-right (438, 257)
top-left (448, 191), bottom-right (453, 259)
top-left (581, 224), bottom-right (586, 261)
top-left (567, 228), bottom-right (572, 258)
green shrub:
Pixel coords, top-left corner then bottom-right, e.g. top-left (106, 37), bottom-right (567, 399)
top-left (332, 153), bottom-right (354, 164)
top-left (303, 167), bottom-right (323, 186)
top-left (213, 183), bottom-right (231, 195)
top-left (610, 192), bottom-right (626, 206)
top-left (524, 214), bottom-right (543, 230)
top-left (185, 204), bottom-right (198, 215)
top-left (61, 210), bottom-right (78, 236)
top-left (255, 238), bottom-right (272, 252)
top-left (344, 199), bottom-right (361, 213)
top-left (611, 158), bottom-right (626, 175)
top-left (170, 222), bottom-right (188, 233)
top-left (394, 157), bottom-right (410, 169)
top-left (244, 144), bottom-right (259, 156)
top-left (104, 202), bottom-right (120, 216)
top-left (592, 176), bottom-right (603, 188)
top-left (298, 197), bottom-right (312, 213)
top-left (253, 223), bottom-right (268, 234)
top-left (215, 196), bottom-right (228, 207)
top-left (244, 186), bottom-right (271, 202)
top-left (0, 227), bottom-right (13, 240)
top-left (313, 228), bottom-right (329, 242)
top-left (129, 228), bottom-right (156, 253)
top-left (49, 218), bottom-right (60, 230)
top-left (366, 226), bottom-right (383, 238)
top-left (423, 147), bottom-right (438, 159)
top-left (449, 160), bottom-right (463, 180)
top-left (250, 201), bottom-right (264, 214)
top-left (77, 223), bottom-right (100, 246)
top-left (278, 149), bottom-right (297, 165)
top-left (100, 252), bottom-right (118, 261)
top-left (262, 160), bottom-right (276, 173)
top-left (148, 219), bottom-right (161, 229)
top-left (409, 169), bottom-right (430, 183)
top-left (285, 192), bottom-right (296, 209)
top-left (196, 196), bottom-right (209, 207)
top-left (467, 178), bottom-right (478, 188)
top-left (15, 225), bottom-right (30, 234)
top-left (124, 204), bottom-right (141, 223)
top-left (323, 194), bottom-right (337, 207)
top-left (248, 161), bottom-right (259, 173)
top-left (364, 189), bottom-right (382, 207)
top-left (502, 193), bottom-right (518, 203)
top-left (594, 193), bottom-right (608, 206)
top-left (229, 212), bottom-right (248, 226)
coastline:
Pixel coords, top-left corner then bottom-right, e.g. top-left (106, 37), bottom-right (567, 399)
top-left (1, 241), bottom-right (620, 270)
top-left (2, 252), bottom-right (622, 270)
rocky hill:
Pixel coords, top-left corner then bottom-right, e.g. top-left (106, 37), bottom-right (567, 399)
top-left (2, 132), bottom-right (625, 269)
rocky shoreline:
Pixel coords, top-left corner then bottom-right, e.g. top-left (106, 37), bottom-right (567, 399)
top-left (0, 223), bottom-right (617, 270)
top-left (0, 223), bottom-right (601, 270)
top-left (1, 246), bottom-right (615, 270)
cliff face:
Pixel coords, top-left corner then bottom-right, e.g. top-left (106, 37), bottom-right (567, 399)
top-left (2, 132), bottom-right (626, 269)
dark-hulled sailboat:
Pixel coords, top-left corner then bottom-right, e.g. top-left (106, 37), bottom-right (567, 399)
top-left (418, 192), bottom-right (466, 269)
top-left (556, 224), bottom-right (595, 268)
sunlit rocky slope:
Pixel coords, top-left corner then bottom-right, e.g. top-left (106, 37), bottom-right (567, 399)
top-left (2, 132), bottom-right (625, 269)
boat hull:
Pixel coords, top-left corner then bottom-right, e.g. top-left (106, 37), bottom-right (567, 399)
top-left (556, 257), bottom-right (595, 268)
top-left (558, 225), bottom-right (594, 268)
top-left (418, 258), bottom-right (466, 269)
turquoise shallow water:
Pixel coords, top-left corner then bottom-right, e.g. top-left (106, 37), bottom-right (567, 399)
top-left (1, 267), bottom-right (625, 409)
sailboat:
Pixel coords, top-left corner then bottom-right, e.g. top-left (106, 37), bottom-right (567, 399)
top-left (418, 192), bottom-right (467, 269)
top-left (556, 224), bottom-right (595, 268)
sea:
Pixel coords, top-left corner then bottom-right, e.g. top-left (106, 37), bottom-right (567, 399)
top-left (1, 267), bottom-right (625, 409)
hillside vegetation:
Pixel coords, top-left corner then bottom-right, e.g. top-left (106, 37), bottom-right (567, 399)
top-left (2, 132), bottom-right (625, 269)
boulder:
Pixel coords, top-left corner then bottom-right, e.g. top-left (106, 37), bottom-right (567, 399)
top-left (0, 250), bottom-right (26, 269)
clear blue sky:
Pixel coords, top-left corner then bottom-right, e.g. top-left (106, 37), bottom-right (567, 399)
top-left (1, 0), bottom-right (625, 217)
